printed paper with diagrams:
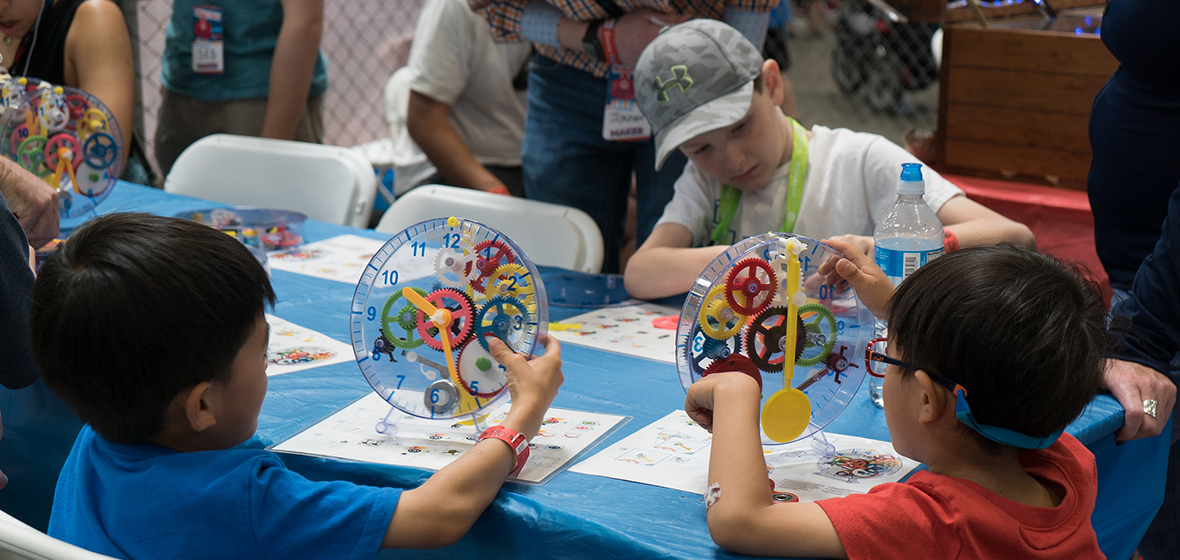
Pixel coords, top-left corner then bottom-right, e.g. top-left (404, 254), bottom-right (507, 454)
top-left (571, 410), bottom-right (917, 499)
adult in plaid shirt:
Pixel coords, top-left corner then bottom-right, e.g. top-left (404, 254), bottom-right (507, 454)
top-left (469, 0), bottom-right (776, 273)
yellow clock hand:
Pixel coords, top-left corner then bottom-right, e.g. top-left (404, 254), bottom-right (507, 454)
top-left (401, 287), bottom-right (462, 397)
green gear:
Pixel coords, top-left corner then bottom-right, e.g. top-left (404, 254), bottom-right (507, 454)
top-left (380, 287), bottom-right (427, 349)
top-left (795, 303), bottom-right (838, 367)
top-left (17, 135), bottom-right (48, 175)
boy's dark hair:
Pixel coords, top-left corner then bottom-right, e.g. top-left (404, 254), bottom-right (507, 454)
top-left (886, 244), bottom-right (1107, 453)
top-left (30, 213), bottom-right (275, 444)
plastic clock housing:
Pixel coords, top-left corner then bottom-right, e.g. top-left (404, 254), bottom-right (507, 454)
top-left (676, 233), bottom-right (874, 444)
top-left (350, 217), bottom-right (548, 421)
top-left (0, 78), bottom-right (123, 219)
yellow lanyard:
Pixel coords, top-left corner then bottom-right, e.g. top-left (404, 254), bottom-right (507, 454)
top-left (710, 118), bottom-right (809, 245)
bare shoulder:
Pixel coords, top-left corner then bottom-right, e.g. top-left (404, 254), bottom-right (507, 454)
top-left (73, 0), bottom-right (130, 30)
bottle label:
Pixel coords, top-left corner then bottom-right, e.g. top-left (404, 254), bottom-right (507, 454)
top-left (875, 246), bottom-right (944, 287)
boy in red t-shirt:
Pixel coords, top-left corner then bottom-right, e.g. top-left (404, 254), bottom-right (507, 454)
top-left (687, 241), bottom-right (1108, 559)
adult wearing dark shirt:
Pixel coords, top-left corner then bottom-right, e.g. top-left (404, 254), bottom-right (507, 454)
top-left (0, 164), bottom-right (53, 389)
top-left (1087, 0), bottom-right (1180, 295)
top-left (1087, 3), bottom-right (1180, 556)
top-left (0, 156), bottom-right (59, 495)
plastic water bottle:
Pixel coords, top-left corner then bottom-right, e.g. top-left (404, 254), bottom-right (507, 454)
top-left (869, 163), bottom-right (944, 408)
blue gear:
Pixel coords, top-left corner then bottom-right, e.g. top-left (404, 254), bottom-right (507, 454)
top-left (474, 295), bottom-right (529, 351)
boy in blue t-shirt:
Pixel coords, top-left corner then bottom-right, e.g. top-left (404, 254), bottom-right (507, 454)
top-left (29, 213), bottom-right (563, 559)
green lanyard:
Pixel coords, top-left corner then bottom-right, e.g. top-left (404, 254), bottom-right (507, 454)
top-left (710, 117), bottom-right (809, 245)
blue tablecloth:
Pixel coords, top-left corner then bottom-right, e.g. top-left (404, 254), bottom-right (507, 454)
top-left (0, 183), bottom-right (1169, 559)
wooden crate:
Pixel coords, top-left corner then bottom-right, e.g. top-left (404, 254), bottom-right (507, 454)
top-left (934, 24), bottom-right (1118, 189)
top-left (890, 0), bottom-right (1104, 24)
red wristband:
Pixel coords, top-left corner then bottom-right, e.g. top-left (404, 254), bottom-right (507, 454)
top-left (600, 19), bottom-right (621, 67)
top-left (943, 229), bottom-right (959, 253)
top-left (478, 425), bottom-right (530, 474)
top-left (488, 184), bottom-right (510, 196)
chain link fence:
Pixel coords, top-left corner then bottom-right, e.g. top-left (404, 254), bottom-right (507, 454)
top-left (126, 1), bottom-right (932, 178)
top-left (131, 0), bottom-right (422, 178)
top-left (769, 0), bottom-right (939, 147)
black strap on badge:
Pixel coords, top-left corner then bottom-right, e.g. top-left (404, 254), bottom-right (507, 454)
top-left (513, 46), bottom-right (534, 91)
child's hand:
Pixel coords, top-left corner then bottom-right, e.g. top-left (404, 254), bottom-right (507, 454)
top-left (488, 336), bottom-right (563, 436)
top-left (824, 234), bottom-right (874, 257)
top-left (685, 372), bottom-right (760, 433)
top-left (819, 238), bottom-right (894, 320)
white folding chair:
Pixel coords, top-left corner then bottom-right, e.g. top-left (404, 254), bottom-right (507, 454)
top-left (376, 185), bottom-right (605, 273)
top-left (164, 134), bottom-right (377, 228)
top-left (0, 511), bottom-right (117, 560)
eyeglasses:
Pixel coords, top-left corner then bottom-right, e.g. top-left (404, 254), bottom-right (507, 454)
top-left (864, 338), bottom-right (962, 393)
top-left (862, 338), bottom-right (1062, 450)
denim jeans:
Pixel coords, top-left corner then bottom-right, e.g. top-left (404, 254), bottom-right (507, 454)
top-left (523, 56), bottom-right (687, 273)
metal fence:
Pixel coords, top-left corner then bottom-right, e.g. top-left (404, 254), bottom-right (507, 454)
top-left (126, 0), bottom-right (933, 178)
top-left (771, 0), bottom-right (939, 147)
top-left (131, 0), bottom-right (422, 177)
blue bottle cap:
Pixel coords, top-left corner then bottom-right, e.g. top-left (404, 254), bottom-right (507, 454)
top-left (900, 163), bottom-right (924, 182)
top-left (897, 163), bottom-right (925, 195)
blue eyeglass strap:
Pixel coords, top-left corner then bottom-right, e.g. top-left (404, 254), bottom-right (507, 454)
top-left (952, 389), bottom-right (1063, 450)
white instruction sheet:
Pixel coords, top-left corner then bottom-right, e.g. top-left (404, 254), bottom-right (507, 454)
top-left (265, 314), bottom-right (354, 375)
top-left (548, 303), bottom-right (681, 363)
top-left (570, 410), bottom-right (916, 500)
top-left (268, 234), bottom-right (386, 284)
top-left (271, 392), bottom-right (627, 484)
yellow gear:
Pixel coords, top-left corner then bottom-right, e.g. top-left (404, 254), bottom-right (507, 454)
top-left (697, 285), bottom-right (745, 339)
top-left (484, 263), bottom-right (534, 305)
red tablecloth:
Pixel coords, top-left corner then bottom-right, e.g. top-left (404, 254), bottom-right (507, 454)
top-left (944, 174), bottom-right (1111, 304)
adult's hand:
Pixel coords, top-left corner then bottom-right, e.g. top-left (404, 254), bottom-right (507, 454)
top-left (614, 10), bottom-right (689, 68)
top-left (0, 158), bottom-right (58, 248)
top-left (1103, 359), bottom-right (1176, 442)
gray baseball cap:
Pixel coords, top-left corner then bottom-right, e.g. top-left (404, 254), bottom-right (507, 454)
top-left (634, 19), bottom-right (764, 170)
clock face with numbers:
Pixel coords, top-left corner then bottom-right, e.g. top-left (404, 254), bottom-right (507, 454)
top-left (350, 217), bottom-right (548, 420)
top-left (675, 233), bottom-right (874, 444)
top-left (0, 78), bottom-right (123, 218)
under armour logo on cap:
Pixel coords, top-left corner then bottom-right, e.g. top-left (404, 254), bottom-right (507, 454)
top-left (656, 65), bottom-right (694, 103)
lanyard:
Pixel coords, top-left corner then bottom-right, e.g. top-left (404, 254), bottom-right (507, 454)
top-left (710, 117), bottom-right (809, 245)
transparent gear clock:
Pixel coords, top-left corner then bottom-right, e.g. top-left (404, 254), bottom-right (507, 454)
top-left (350, 217), bottom-right (548, 431)
top-left (676, 233), bottom-right (874, 445)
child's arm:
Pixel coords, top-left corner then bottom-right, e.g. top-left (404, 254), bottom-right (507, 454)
top-left (686, 373), bottom-right (847, 558)
top-left (824, 196), bottom-right (1035, 258)
top-left (624, 222), bottom-right (726, 299)
top-left (819, 239), bottom-right (894, 320)
top-left (381, 336), bottom-right (563, 548)
top-left (936, 195), bottom-right (1036, 250)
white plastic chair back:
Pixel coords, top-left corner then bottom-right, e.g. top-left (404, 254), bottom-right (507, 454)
top-left (0, 510), bottom-right (118, 560)
top-left (376, 185), bottom-right (604, 273)
top-left (164, 134), bottom-right (376, 228)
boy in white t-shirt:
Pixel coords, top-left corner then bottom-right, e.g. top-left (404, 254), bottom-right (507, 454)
top-left (623, 20), bottom-right (1035, 299)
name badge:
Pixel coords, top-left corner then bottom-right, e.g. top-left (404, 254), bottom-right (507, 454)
top-left (192, 5), bottom-right (225, 74)
top-left (602, 66), bottom-right (651, 142)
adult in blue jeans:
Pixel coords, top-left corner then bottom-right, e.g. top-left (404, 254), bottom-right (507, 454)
top-left (470, 0), bottom-right (777, 273)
